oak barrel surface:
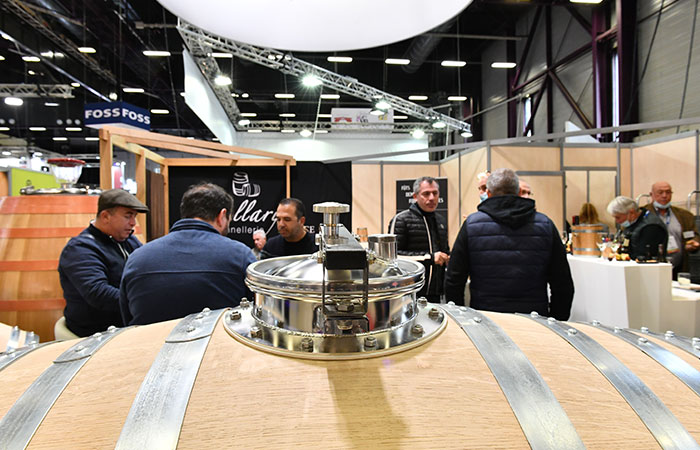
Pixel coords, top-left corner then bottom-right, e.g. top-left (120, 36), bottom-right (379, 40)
top-left (2, 309), bottom-right (700, 448)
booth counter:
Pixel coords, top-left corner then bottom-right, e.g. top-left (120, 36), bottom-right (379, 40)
top-left (567, 255), bottom-right (700, 337)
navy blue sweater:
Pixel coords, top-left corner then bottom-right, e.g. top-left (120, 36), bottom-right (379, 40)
top-left (120, 219), bottom-right (256, 325)
top-left (58, 224), bottom-right (142, 336)
top-left (444, 195), bottom-right (574, 319)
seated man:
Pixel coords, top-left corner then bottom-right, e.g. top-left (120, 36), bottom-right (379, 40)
top-left (120, 183), bottom-right (256, 325)
top-left (58, 189), bottom-right (149, 336)
top-left (251, 229), bottom-right (266, 260)
top-left (261, 198), bottom-right (318, 258)
top-left (607, 196), bottom-right (668, 261)
top-left (445, 168), bottom-right (574, 319)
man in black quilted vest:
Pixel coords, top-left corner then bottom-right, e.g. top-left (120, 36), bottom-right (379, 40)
top-left (389, 176), bottom-right (450, 303)
top-left (444, 168), bottom-right (574, 319)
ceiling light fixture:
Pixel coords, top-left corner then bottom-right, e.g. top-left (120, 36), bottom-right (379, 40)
top-left (247, 129), bottom-right (262, 133)
top-left (40, 51), bottom-right (54, 57)
top-left (327, 56), bottom-right (352, 63)
top-left (143, 50), bottom-right (171, 57)
top-left (441, 60), bottom-right (466, 67)
top-left (240, 113), bottom-right (257, 117)
top-left (299, 129), bottom-right (312, 138)
top-left (4, 97), bottom-right (23, 106)
top-left (408, 95), bottom-right (428, 101)
top-left (85, 137), bottom-right (99, 141)
top-left (431, 121), bottom-right (447, 129)
top-left (461, 130), bottom-right (473, 138)
top-left (238, 119), bottom-right (251, 126)
top-left (0, 55), bottom-right (4, 61)
top-left (22, 56), bottom-right (40, 62)
top-left (279, 113), bottom-right (296, 118)
top-left (78, 47), bottom-right (96, 53)
top-left (214, 75), bottom-right (232, 86)
top-left (27, 70), bottom-right (35, 75)
top-left (281, 129), bottom-right (295, 133)
top-left (447, 96), bottom-right (467, 102)
top-left (71, 82), bottom-right (81, 88)
top-left (241, 93), bottom-right (249, 98)
top-left (320, 94), bottom-right (340, 100)
top-left (65, 127), bottom-right (82, 131)
top-left (491, 62), bottom-right (517, 69)
top-left (394, 115), bottom-right (408, 119)
top-left (44, 102), bottom-right (59, 107)
top-left (123, 87), bottom-right (145, 93)
top-left (108, 92), bottom-right (118, 101)
top-left (570, 0), bottom-right (603, 3)
top-left (275, 93), bottom-right (295, 99)
top-left (211, 52), bottom-right (233, 58)
top-left (34, 152), bottom-right (43, 157)
top-left (375, 99), bottom-right (391, 110)
top-left (150, 109), bottom-right (170, 114)
top-left (302, 74), bottom-right (322, 87)
top-left (0, 127), bottom-right (10, 131)
top-left (315, 129), bottom-right (328, 134)
top-left (2, 151), bottom-right (12, 155)
top-left (411, 129), bottom-right (425, 139)
top-left (385, 58), bottom-right (410, 65)
top-left (317, 114), bottom-right (332, 118)
top-left (52, 137), bottom-right (68, 141)
top-left (29, 127), bottom-right (46, 131)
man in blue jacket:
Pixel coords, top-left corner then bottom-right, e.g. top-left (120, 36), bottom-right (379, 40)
top-left (58, 189), bottom-right (149, 336)
top-left (444, 168), bottom-right (574, 319)
top-left (120, 183), bottom-right (256, 325)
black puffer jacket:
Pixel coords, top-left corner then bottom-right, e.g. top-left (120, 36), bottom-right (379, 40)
top-left (444, 195), bottom-right (573, 320)
top-left (389, 203), bottom-right (449, 299)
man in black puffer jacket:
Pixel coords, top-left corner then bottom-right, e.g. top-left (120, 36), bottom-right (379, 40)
top-left (444, 168), bottom-right (574, 320)
top-left (389, 176), bottom-right (450, 303)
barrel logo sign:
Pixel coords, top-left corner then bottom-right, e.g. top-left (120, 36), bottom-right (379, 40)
top-left (230, 171), bottom-right (276, 236)
top-left (84, 101), bottom-right (151, 131)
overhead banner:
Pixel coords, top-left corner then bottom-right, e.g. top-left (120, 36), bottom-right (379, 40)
top-left (331, 108), bottom-right (394, 130)
top-left (84, 101), bottom-right (150, 131)
top-left (168, 162), bottom-right (352, 248)
top-left (394, 177), bottom-right (448, 232)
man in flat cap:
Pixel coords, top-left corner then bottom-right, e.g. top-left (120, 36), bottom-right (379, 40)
top-left (58, 189), bottom-right (149, 336)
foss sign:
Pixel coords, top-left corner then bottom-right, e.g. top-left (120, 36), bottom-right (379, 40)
top-left (84, 102), bottom-right (150, 131)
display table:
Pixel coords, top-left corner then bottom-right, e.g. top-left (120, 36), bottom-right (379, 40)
top-left (567, 255), bottom-right (675, 333)
top-left (666, 282), bottom-right (700, 337)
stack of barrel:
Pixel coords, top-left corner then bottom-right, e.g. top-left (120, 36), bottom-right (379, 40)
top-left (0, 195), bottom-right (98, 341)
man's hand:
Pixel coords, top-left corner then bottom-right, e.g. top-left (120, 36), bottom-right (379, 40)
top-left (686, 239), bottom-right (700, 252)
top-left (434, 251), bottom-right (450, 266)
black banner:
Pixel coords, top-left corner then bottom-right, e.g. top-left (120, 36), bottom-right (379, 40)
top-left (395, 177), bottom-right (448, 230)
top-left (168, 162), bottom-right (352, 247)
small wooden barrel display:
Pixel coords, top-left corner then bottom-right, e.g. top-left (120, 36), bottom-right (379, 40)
top-left (572, 224), bottom-right (605, 257)
top-left (2, 309), bottom-right (700, 448)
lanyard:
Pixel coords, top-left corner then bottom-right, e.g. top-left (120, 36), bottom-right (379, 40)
top-left (657, 208), bottom-right (671, 226)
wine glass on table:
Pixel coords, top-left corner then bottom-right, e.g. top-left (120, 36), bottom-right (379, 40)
top-left (597, 235), bottom-right (609, 259)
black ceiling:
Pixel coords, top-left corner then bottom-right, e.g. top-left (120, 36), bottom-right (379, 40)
top-left (0, 0), bottom-right (555, 155)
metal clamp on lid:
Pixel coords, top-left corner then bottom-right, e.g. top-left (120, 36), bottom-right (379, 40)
top-left (314, 202), bottom-right (370, 334)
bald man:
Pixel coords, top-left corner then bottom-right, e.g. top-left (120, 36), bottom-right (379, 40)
top-left (644, 181), bottom-right (700, 277)
top-left (519, 180), bottom-right (532, 199)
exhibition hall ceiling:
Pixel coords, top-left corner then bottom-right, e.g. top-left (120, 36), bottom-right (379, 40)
top-left (0, 0), bottom-right (581, 154)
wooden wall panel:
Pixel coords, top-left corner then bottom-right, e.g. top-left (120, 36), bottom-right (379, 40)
top-left (381, 164), bottom-right (439, 231)
top-left (146, 170), bottom-right (166, 241)
top-left (0, 172), bottom-right (8, 197)
top-left (589, 171), bottom-right (617, 229)
top-left (440, 157), bottom-right (460, 247)
top-left (529, 176), bottom-right (564, 232)
top-left (620, 147), bottom-right (631, 197)
top-left (459, 148), bottom-right (488, 220)
top-left (632, 136), bottom-right (696, 203)
top-left (351, 164), bottom-right (382, 235)
top-left (565, 171), bottom-right (587, 227)
top-left (563, 147), bottom-right (617, 167)
top-left (491, 146), bottom-right (560, 171)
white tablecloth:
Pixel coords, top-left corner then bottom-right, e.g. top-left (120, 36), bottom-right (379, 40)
top-left (568, 255), bottom-right (674, 333)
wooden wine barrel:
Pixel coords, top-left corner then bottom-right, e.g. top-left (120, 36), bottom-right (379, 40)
top-left (2, 308), bottom-right (700, 448)
top-left (572, 224), bottom-right (605, 257)
top-left (0, 195), bottom-right (144, 342)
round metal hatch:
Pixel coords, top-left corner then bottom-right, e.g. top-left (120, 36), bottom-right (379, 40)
top-left (223, 202), bottom-right (446, 359)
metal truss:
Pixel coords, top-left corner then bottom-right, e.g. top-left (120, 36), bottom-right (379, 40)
top-left (0, 84), bottom-right (74, 98)
top-left (243, 121), bottom-right (438, 133)
top-left (177, 20), bottom-right (471, 134)
top-left (181, 33), bottom-right (241, 125)
top-left (1, 0), bottom-right (117, 85)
